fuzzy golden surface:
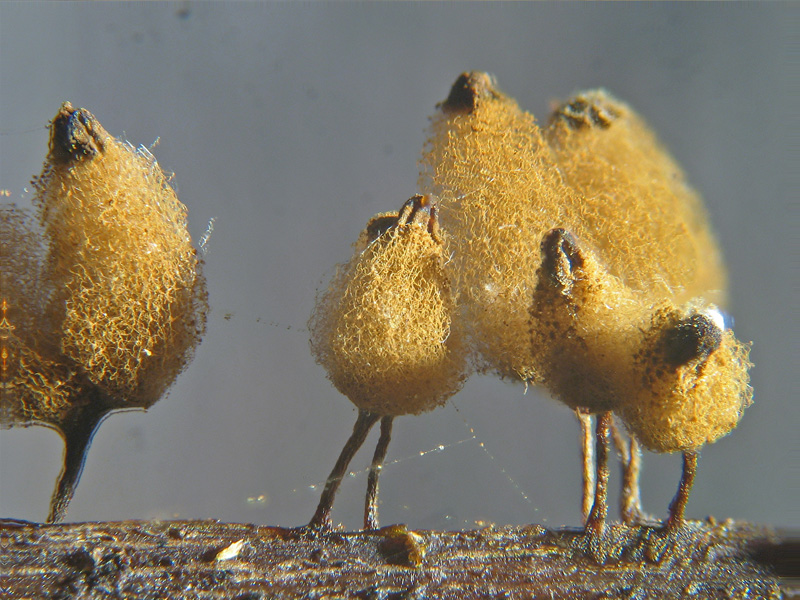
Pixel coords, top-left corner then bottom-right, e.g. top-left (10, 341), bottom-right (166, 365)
top-left (309, 196), bottom-right (466, 416)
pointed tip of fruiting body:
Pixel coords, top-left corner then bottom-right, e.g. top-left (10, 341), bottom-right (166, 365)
top-left (439, 71), bottom-right (501, 114)
top-left (48, 102), bottom-right (108, 164)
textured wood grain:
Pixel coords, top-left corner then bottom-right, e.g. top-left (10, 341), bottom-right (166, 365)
top-left (2, 518), bottom-right (795, 599)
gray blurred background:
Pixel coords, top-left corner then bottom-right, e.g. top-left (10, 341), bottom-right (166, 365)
top-left (0, 3), bottom-right (795, 530)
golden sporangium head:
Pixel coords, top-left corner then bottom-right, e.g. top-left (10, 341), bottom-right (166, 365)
top-left (2, 103), bottom-right (208, 523)
top-left (422, 73), bottom-right (752, 532)
top-left (421, 72), bottom-right (581, 383)
top-left (530, 227), bottom-right (752, 531)
top-left (307, 194), bottom-right (468, 531)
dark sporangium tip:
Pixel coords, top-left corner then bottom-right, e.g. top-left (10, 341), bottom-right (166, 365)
top-left (551, 93), bottom-right (620, 131)
top-left (663, 313), bottom-right (723, 368)
top-left (440, 71), bottom-right (498, 114)
top-left (541, 228), bottom-right (584, 287)
top-left (49, 102), bottom-right (106, 164)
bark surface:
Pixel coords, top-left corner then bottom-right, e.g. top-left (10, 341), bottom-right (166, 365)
top-left (2, 518), bottom-right (796, 599)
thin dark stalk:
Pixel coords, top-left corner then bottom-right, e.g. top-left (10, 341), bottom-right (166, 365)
top-left (610, 418), bottom-right (644, 525)
top-left (47, 400), bottom-right (111, 523)
top-left (667, 450), bottom-right (698, 530)
top-left (585, 411), bottom-right (611, 535)
top-left (309, 409), bottom-right (380, 529)
top-left (576, 409), bottom-right (594, 522)
top-left (364, 415), bottom-right (394, 531)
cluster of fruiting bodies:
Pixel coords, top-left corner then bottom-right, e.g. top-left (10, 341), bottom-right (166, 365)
top-left (1, 75), bottom-right (752, 532)
top-left (308, 72), bottom-right (753, 535)
top-left (1, 104), bottom-right (207, 523)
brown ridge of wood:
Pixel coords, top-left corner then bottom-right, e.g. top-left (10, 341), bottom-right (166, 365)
top-left (1, 518), bottom-right (795, 599)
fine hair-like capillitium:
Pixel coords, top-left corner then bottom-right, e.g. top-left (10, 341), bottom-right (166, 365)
top-left (3, 102), bottom-right (207, 523)
top-left (34, 103), bottom-right (207, 409)
top-left (307, 195), bottom-right (469, 531)
top-left (544, 89), bottom-right (727, 307)
top-left (422, 73), bottom-right (753, 530)
top-left (309, 195), bottom-right (467, 417)
top-left (420, 72), bottom-right (582, 382)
